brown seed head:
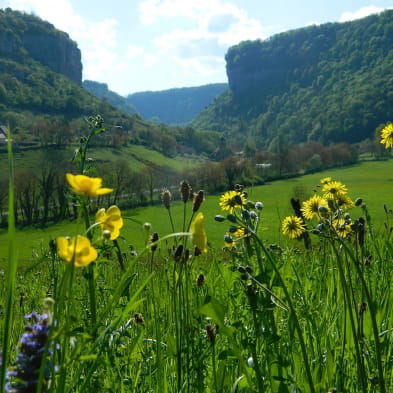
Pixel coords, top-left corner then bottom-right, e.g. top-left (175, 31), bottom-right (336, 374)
top-left (192, 190), bottom-right (204, 212)
top-left (161, 188), bottom-right (172, 209)
top-left (180, 180), bottom-right (192, 203)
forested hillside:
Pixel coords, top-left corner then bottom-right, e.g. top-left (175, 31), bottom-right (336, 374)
top-left (126, 83), bottom-right (228, 125)
top-left (192, 10), bottom-right (393, 149)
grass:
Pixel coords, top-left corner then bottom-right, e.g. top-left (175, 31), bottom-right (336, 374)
top-left (2, 125), bottom-right (393, 393)
top-left (2, 159), bottom-right (393, 265)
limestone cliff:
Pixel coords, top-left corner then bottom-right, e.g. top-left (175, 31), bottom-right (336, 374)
top-left (0, 8), bottom-right (82, 85)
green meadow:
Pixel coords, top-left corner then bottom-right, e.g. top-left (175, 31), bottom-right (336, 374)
top-left (2, 159), bottom-right (393, 265)
top-left (2, 126), bottom-right (393, 393)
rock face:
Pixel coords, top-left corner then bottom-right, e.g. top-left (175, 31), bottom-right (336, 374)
top-left (0, 8), bottom-right (82, 85)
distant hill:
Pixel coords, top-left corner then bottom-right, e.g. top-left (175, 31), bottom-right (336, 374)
top-left (125, 83), bottom-right (228, 125)
top-left (83, 80), bottom-right (138, 115)
top-left (192, 10), bottom-right (393, 148)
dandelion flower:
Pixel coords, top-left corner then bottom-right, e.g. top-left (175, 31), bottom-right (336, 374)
top-left (301, 195), bottom-right (329, 219)
top-left (95, 205), bottom-right (123, 240)
top-left (66, 173), bottom-right (113, 197)
top-left (380, 123), bottom-right (393, 148)
top-left (219, 191), bottom-right (246, 213)
top-left (333, 218), bottom-right (352, 238)
top-left (282, 216), bottom-right (306, 239)
top-left (191, 212), bottom-right (207, 253)
top-left (57, 235), bottom-right (97, 267)
top-left (320, 177), bottom-right (332, 184)
top-left (322, 181), bottom-right (347, 199)
top-left (335, 193), bottom-right (355, 208)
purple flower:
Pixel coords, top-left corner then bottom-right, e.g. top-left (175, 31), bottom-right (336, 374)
top-left (5, 313), bottom-right (52, 393)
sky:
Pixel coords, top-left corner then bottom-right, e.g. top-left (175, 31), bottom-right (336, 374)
top-left (1, 1), bottom-right (393, 96)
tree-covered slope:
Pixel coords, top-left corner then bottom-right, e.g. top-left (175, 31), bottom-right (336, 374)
top-left (126, 83), bottom-right (228, 125)
top-left (192, 10), bottom-right (393, 148)
top-left (83, 80), bottom-right (138, 115)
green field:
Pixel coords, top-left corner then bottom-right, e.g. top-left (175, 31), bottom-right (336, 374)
top-left (1, 159), bottom-right (393, 265)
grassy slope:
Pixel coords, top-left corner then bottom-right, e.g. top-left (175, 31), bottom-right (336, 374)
top-left (1, 159), bottom-right (392, 264)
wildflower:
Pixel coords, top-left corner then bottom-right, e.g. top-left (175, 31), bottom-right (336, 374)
top-left (322, 181), bottom-right (348, 199)
top-left (232, 227), bottom-right (245, 237)
top-left (66, 173), bottom-right (113, 197)
top-left (180, 180), bottom-right (192, 202)
top-left (380, 123), bottom-right (393, 148)
top-left (57, 235), bottom-right (97, 267)
top-left (282, 216), bottom-right (306, 239)
top-left (191, 212), bottom-right (207, 253)
top-left (95, 205), bottom-right (123, 240)
top-left (161, 188), bottom-right (172, 209)
top-left (333, 218), bottom-right (352, 238)
top-left (5, 313), bottom-right (52, 393)
top-left (301, 195), bottom-right (329, 220)
top-left (219, 191), bottom-right (246, 213)
top-left (224, 235), bottom-right (234, 247)
top-left (335, 193), bottom-right (355, 209)
top-left (320, 177), bottom-right (332, 184)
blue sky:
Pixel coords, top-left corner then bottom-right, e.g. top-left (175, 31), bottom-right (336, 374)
top-left (1, 0), bottom-right (393, 95)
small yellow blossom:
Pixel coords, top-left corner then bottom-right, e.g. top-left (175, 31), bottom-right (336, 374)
top-left (333, 218), bottom-right (352, 238)
top-left (282, 216), bottom-right (306, 239)
top-left (335, 193), bottom-right (355, 209)
top-left (233, 227), bottom-right (245, 237)
top-left (301, 195), bottom-right (329, 220)
top-left (95, 205), bottom-right (123, 240)
top-left (380, 123), bottom-right (393, 149)
top-left (219, 191), bottom-right (246, 213)
top-left (57, 235), bottom-right (97, 267)
top-left (320, 177), bottom-right (332, 184)
top-left (322, 181), bottom-right (347, 199)
top-left (66, 173), bottom-right (113, 197)
top-left (191, 212), bottom-right (207, 253)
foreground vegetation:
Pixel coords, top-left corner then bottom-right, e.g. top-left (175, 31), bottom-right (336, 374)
top-left (2, 123), bottom-right (393, 393)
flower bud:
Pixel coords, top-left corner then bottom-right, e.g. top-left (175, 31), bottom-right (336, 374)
top-left (214, 215), bottom-right (226, 222)
top-left (355, 198), bottom-right (363, 206)
top-left (143, 222), bottom-right (152, 232)
top-left (255, 202), bottom-right (264, 210)
top-left (102, 230), bottom-right (111, 240)
top-left (227, 214), bottom-right (237, 223)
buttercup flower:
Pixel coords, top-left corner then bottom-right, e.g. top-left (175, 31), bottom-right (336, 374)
top-left (57, 235), bottom-right (98, 267)
top-left (219, 191), bottom-right (247, 213)
top-left (95, 205), bottom-right (123, 240)
top-left (191, 212), bottom-right (207, 253)
top-left (282, 216), bottom-right (306, 239)
top-left (322, 181), bottom-right (347, 199)
top-left (66, 173), bottom-right (113, 197)
top-left (301, 195), bottom-right (329, 220)
top-left (380, 123), bottom-right (393, 148)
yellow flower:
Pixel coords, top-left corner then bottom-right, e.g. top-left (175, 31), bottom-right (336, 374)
top-left (191, 212), bottom-right (207, 253)
top-left (333, 218), bottom-right (352, 238)
top-left (335, 193), bottom-right (354, 209)
top-left (66, 173), bottom-right (113, 197)
top-left (322, 181), bottom-right (347, 199)
top-left (95, 205), bottom-right (123, 240)
top-left (233, 227), bottom-right (245, 237)
top-left (282, 216), bottom-right (306, 239)
top-left (380, 123), bottom-right (393, 148)
top-left (57, 235), bottom-right (98, 267)
top-left (320, 177), bottom-right (332, 184)
top-left (301, 195), bottom-right (329, 220)
top-left (219, 191), bottom-right (246, 213)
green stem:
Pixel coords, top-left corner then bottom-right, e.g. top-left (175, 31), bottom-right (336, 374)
top-left (330, 241), bottom-right (368, 393)
top-left (253, 234), bottom-right (316, 393)
top-left (0, 128), bottom-right (17, 393)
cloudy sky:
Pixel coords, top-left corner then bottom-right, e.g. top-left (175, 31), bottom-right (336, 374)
top-left (0, 0), bottom-right (392, 95)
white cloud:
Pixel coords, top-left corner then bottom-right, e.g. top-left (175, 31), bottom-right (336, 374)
top-left (140, 0), bottom-right (269, 78)
top-left (339, 6), bottom-right (389, 22)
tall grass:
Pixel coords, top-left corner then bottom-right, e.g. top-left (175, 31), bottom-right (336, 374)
top-left (1, 121), bottom-right (393, 392)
